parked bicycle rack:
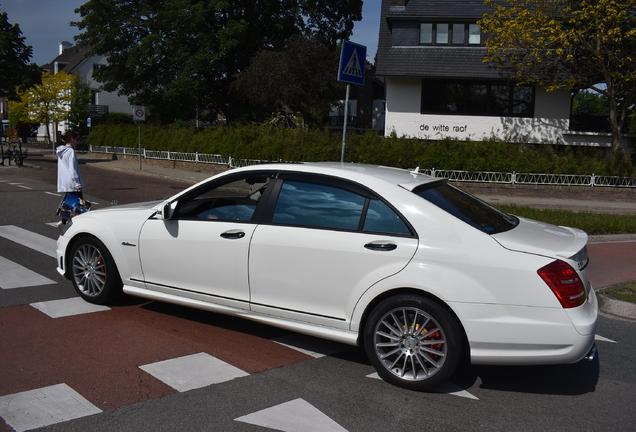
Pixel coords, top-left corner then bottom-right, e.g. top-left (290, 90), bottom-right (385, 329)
top-left (1, 142), bottom-right (27, 167)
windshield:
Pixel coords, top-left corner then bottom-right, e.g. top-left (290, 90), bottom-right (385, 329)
top-left (414, 182), bottom-right (519, 234)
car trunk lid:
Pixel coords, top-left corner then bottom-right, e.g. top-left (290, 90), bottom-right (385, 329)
top-left (491, 217), bottom-right (589, 268)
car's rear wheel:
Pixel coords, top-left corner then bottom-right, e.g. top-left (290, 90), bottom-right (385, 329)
top-left (70, 237), bottom-right (122, 304)
top-left (364, 294), bottom-right (462, 391)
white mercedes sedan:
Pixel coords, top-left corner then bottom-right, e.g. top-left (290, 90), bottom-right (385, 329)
top-left (56, 162), bottom-right (598, 390)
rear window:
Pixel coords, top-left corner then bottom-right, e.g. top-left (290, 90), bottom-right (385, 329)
top-left (414, 182), bottom-right (518, 234)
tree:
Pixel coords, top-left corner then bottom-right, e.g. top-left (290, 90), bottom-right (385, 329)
top-left (72, 0), bottom-right (362, 125)
top-left (572, 89), bottom-right (608, 116)
top-left (479, 0), bottom-right (636, 152)
top-left (68, 74), bottom-right (92, 136)
top-left (10, 71), bottom-right (75, 142)
top-left (232, 35), bottom-right (344, 127)
top-left (0, 9), bottom-right (41, 99)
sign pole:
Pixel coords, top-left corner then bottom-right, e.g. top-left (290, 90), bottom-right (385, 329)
top-left (337, 40), bottom-right (366, 164)
top-left (138, 121), bottom-right (142, 170)
top-left (133, 106), bottom-right (146, 170)
top-left (341, 84), bottom-right (350, 163)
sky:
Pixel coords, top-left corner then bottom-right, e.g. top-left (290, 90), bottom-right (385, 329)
top-left (1, 0), bottom-right (381, 67)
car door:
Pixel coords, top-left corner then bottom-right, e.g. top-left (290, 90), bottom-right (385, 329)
top-left (248, 174), bottom-right (419, 329)
top-left (138, 172), bottom-right (274, 309)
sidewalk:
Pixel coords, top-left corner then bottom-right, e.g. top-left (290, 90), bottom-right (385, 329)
top-left (12, 146), bottom-right (636, 219)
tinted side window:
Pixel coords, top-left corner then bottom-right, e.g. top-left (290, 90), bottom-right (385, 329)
top-left (364, 199), bottom-right (411, 235)
top-left (272, 181), bottom-right (365, 230)
top-left (176, 176), bottom-right (270, 221)
top-left (415, 183), bottom-right (518, 234)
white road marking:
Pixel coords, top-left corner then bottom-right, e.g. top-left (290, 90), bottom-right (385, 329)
top-left (140, 353), bottom-right (249, 392)
top-left (0, 383), bottom-right (101, 432)
top-left (235, 398), bottom-right (348, 432)
top-left (0, 225), bottom-right (57, 258)
top-left (595, 334), bottom-right (617, 343)
top-left (271, 334), bottom-right (350, 358)
top-left (45, 191), bottom-right (63, 196)
top-left (30, 297), bottom-right (110, 318)
top-left (366, 373), bottom-right (479, 400)
top-left (0, 256), bottom-right (55, 289)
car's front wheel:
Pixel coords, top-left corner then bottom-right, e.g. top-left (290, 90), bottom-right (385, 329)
top-left (364, 294), bottom-right (463, 391)
top-left (69, 237), bottom-right (122, 304)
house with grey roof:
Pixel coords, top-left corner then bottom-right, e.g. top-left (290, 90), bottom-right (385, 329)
top-left (375, 0), bottom-right (623, 148)
top-left (39, 42), bottom-right (133, 138)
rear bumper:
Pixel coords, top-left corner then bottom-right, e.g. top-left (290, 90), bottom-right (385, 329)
top-left (449, 297), bottom-right (598, 366)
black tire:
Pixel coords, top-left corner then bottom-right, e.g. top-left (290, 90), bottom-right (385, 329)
top-left (363, 294), bottom-right (463, 391)
top-left (69, 237), bottom-right (123, 304)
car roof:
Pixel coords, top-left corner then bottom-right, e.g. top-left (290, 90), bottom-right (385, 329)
top-left (245, 162), bottom-right (442, 191)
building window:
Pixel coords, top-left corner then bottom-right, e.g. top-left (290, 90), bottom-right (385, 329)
top-left (420, 23), bottom-right (433, 44)
top-left (436, 23), bottom-right (449, 44)
top-left (421, 80), bottom-right (535, 117)
top-left (420, 23), bottom-right (481, 45)
top-left (468, 24), bottom-right (481, 44)
top-left (452, 24), bottom-right (465, 44)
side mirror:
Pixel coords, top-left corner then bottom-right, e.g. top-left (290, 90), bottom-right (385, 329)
top-left (157, 202), bottom-right (173, 220)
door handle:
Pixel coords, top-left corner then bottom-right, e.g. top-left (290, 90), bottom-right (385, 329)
top-left (364, 242), bottom-right (397, 251)
top-left (220, 230), bottom-right (246, 239)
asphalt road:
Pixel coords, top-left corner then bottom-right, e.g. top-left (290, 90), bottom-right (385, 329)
top-left (1, 159), bottom-right (635, 432)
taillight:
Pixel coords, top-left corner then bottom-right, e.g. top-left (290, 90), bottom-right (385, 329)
top-left (537, 260), bottom-right (587, 308)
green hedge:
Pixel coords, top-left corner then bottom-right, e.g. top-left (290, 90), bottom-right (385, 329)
top-left (86, 124), bottom-right (635, 177)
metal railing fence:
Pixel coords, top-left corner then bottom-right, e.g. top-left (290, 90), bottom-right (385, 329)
top-left (90, 145), bottom-right (636, 188)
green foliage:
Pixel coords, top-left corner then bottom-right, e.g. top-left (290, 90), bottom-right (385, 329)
top-left (100, 112), bottom-right (134, 125)
top-left (232, 34), bottom-right (345, 128)
top-left (87, 124), bottom-right (636, 177)
top-left (0, 10), bottom-right (41, 99)
top-left (68, 74), bottom-right (92, 136)
top-left (480, 0), bottom-right (636, 152)
top-left (10, 71), bottom-right (75, 142)
top-left (73, 0), bottom-right (362, 124)
top-left (572, 89), bottom-right (609, 116)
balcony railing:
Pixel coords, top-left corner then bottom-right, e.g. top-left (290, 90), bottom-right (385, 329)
top-left (83, 104), bottom-right (109, 115)
top-left (328, 115), bottom-right (357, 126)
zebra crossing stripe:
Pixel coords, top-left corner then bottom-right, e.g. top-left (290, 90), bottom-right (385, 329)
top-left (0, 384), bottom-right (101, 432)
top-left (0, 256), bottom-right (55, 289)
top-left (235, 398), bottom-right (348, 431)
top-left (0, 225), bottom-right (57, 258)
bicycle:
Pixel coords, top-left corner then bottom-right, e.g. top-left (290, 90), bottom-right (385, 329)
top-left (6, 144), bottom-right (27, 167)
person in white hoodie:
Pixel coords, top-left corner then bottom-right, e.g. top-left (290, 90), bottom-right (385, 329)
top-left (55, 130), bottom-right (84, 227)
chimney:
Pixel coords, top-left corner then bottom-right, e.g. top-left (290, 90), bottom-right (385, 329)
top-left (59, 41), bottom-right (73, 55)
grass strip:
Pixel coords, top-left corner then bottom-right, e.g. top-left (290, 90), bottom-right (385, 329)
top-left (601, 282), bottom-right (636, 304)
top-left (495, 204), bottom-right (636, 235)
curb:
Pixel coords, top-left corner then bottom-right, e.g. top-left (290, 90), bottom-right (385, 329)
top-left (588, 234), bottom-right (636, 243)
top-left (597, 293), bottom-right (636, 321)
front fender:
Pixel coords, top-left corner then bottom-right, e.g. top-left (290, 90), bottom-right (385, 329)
top-left (57, 208), bottom-right (155, 285)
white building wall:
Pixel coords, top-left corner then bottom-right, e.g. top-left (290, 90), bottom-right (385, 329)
top-left (76, 55), bottom-right (134, 115)
top-left (383, 77), bottom-right (611, 147)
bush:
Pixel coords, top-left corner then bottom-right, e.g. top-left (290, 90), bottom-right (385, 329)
top-left (86, 123), bottom-right (636, 177)
top-left (100, 112), bottom-right (134, 125)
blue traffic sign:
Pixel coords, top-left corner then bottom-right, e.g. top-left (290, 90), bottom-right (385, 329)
top-left (338, 41), bottom-right (366, 86)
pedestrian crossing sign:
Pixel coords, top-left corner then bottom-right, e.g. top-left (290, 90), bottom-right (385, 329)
top-left (338, 41), bottom-right (366, 86)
